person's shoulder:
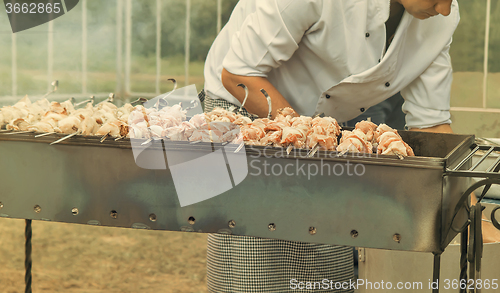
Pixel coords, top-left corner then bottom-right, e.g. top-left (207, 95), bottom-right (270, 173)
top-left (275, 0), bottom-right (325, 17)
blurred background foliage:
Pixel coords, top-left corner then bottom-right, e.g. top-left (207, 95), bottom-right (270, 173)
top-left (0, 0), bottom-right (499, 136)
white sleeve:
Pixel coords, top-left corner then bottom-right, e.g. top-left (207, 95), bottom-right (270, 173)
top-left (222, 0), bottom-right (321, 77)
top-left (401, 37), bottom-right (453, 129)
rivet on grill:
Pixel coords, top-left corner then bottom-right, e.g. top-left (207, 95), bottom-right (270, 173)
top-left (110, 210), bottom-right (118, 219)
top-left (268, 223), bottom-right (276, 231)
top-left (188, 216), bottom-right (196, 225)
top-left (149, 213), bottom-right (157, 222)
top-left (0, 202), bottom-right (3, 209)
top-left (393, 233), bottom-right (402, 243)
top-left (34, 205), bottom-right (42, 214)
top-left (71, 207), bottom-right (79, 215)
top-left (309, 227), bottom-right (317, 235)
top-left (228, 220), bottom-right (236, 228)
top-left (350, 230), bottom-right (359, 238)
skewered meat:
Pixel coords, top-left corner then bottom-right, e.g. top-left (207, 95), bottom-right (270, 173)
top-left (13, 95), bottom-right (31, 109)
top-left (6, 118), bottom-right (30, 131)
top-left (56, 116), bottom-right (82, 134)
top-left (337, 129), bottom-right (373, 154)
top-left (355, 121), bottom-right (378, 142)
top-left (0, 95), bottom-right (416, 158)
top-left (48, 102), bottom-right (68, 115)
top-left (1, 106), bottom-right (25, 123)
top-left (373, 123), bottom-right (397, 142)
top-left (41, 112), bottom-right (67, 128)
top-left (377, 131), bottom-right (414, 156)
top-left (96, 120), bottom-right (128, 137)
top-left (281, 127), bottom-right (307, 148)
top-left (80, 116), bottom-right (100, 135)
top-left (28, 122), bottom-right (54, 133)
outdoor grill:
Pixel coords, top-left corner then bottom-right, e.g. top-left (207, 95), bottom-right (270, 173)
top-left (1, 129), bottom-right (500, 293)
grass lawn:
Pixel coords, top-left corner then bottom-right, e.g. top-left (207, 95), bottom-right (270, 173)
top-left (0, 218), bottom-right (208, 293)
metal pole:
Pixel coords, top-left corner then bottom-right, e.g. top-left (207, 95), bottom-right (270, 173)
top-left (460, 230), bottom-right (468, 293)
top-left (11, 33), bottom-right (17, 97)
top-left (184, 0), bottom-right (190, 86)
top-left (125, 0), bottom-right (132, 95)
top-left (116, 0), bottom-right (124, 96)
top-left (48, 20), bottom-right (54, 93)
top-left (217, 0), bottom-right (222, 33)
top-left (82, 0), bottom-right (88, 94)
top-left (156, 0), bottom-right (162, 94)
top-left (432, 253), bottom-right (441, 293)
top-left (482, 0), bottom-right (491, 108)
top-left (25, 219), bottom-right (32, 293)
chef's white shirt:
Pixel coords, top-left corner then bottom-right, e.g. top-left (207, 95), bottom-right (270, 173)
top-left (204, 0), bottom-right (460, 129)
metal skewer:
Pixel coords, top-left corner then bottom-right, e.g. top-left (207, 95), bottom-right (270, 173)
top-left (183, 99), bottom-right (199, 111)
top-left (234, 142), bottom-right (245, 153)
top-left (100, 132), bottom-right (110, 143)
top-left (168, 78), bottom-right (177, 91)
top-left (2, 130), bottom-right (34, 135)
top-left (307, 144), bottom-right (320, 158)
top-left (50, 131), bottom-right (81, 145)
top-left (237, 84), bottom-right (249, 114)
top-left (97, 93), bottom-right (115, 106)
top-left (141, 138), bottom-right (153, 146)
top-left (154, 78), bottom-right (178, 110)
top-left (338, 143), bottom-right (353, 156)
top-left (35, 132), bottom-right (56, 138)
top-left (74, 96), bottom-right (95, 107)
top-left (41, 80), bottom-right (58, 99)
top-left (131, 97), bottom-right (148, 106)
top-left (260, 89), bottom-right (273, 119)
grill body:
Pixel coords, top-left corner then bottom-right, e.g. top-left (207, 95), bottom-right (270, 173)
top-left (0, 131), bottom-right (475, 253)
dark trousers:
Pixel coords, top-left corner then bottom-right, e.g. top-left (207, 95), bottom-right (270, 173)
top-left (343, 92), bottom-right (405, 130)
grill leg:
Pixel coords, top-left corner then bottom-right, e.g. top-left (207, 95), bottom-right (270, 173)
top-left (25, 219), bottom-right (32, 293)
top-left (433, 253), bottom-right (441, 293)
top-left (460, 230), bottom-right (468, 293)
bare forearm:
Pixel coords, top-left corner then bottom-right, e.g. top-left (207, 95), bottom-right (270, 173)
top-left (221, 68), bottom-right (296, 118)
top-left (409, 124), bottom-right (453, 133)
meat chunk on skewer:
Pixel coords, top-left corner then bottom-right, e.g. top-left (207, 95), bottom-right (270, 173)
top-left (377, 131), bottom-right (415, 157)
top-left (337, 129), bottom-right (373, 154)
top-left (355, 121), bottom-right (378, 143)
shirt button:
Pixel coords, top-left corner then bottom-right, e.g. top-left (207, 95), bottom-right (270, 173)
top-left (385, 82), bottom-right (390, 87)
top-left (360, 108), bottom-right (365, 112)
top-left (326, 94), bottom-right (331, 99)
top-left (365, 32), bottom-right (370, 37)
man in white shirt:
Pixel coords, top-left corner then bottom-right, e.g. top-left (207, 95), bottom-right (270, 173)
top-left (205, 0), bottom-right (457, 133)
top-left (203, 0), bottom-right (460, 292)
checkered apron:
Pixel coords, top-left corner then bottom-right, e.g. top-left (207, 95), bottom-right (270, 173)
top-left (201, 91), bottom-right (355, 293)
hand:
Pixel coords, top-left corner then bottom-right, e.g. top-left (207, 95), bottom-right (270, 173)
top-left (221, 68), bottom-right (298, 119)
top-left (409, 123), bottom-right (453, 133)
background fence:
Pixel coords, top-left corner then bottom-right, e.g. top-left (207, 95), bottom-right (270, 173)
top-left (0, 0), bottom-right (499, 137)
